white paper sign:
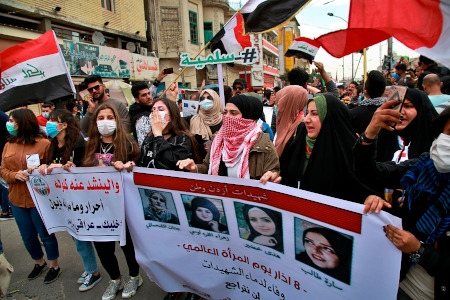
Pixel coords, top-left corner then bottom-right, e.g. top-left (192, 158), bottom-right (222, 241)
top-left (27, 167), bottom-right (126, 244)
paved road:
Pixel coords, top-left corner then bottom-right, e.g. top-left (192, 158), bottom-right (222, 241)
top-left (1, 218), bottom-right (172, 300)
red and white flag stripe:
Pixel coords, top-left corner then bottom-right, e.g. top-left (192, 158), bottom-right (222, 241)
top-left (0, 30), bottom-right (75, 111)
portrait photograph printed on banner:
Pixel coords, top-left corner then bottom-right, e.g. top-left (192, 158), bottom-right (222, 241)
top-left (295, 218), bottom-right (354, 285)
top-left (181, 194), bottom-right (229, 234)
top-left (138, 188), bottom-right (180, 225)
top-left (235, 202), bottom-right (284, 253)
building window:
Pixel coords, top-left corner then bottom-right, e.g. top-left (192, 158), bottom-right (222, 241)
top-left (101, 0), bottom-right (114, 12)
top-left (189, 11), bottom-right (198, 45)
top-left (204, 22), bottom-right (213, 44)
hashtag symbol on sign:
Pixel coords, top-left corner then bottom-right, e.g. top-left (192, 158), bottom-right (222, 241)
top-left (240, 48), bottom-right (257, 64)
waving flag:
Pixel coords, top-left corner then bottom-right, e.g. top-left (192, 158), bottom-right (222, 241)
top-left (316, 0), bottom-right (450, 68)
top-left (241, 0), bottom-right (311, 33)
top-left (210, 12), bottom-right (252, 55)
top-left (0, 30), bottom-right (75, 111)
top-left (285, 37), bottom-right (321, 63)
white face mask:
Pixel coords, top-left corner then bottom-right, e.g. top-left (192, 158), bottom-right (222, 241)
top-left (150, 111), bottom-right (167, 125)
top-left (430, 133), bottom-right (450, 173)
top-left (97, 120), bottom-right (116, 136)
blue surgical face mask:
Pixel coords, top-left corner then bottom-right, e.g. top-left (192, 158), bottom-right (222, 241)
top-left (46, 121), bottom-right (61, 138)
top-left (6, 122), bottom-right (17, 136)
top-left (199, 99), bottom-right (214, 111)
top-left (42, 112), bottom-right (50, 119)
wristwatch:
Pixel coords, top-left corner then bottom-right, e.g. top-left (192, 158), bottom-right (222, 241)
top-left (409, 242), bottom-right (425, 264)
top-left (358, 132), bottom-right (376, 144)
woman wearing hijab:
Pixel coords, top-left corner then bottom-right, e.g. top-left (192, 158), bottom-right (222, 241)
top-left (280, 94), bottom-right (376, 203)
top-left (177, 95), bottom-right (280, 183)
top-left (376, 88), bottom-right (437, 163)
top-left (296, 227), bottom-right (352, 284)
top-left (187, 89), bottom-right (223, 160)
top-left (143, 190), bottom-right (179, 224)
top-left (242, 205), bottom-right (283, 252)
top-left (358, 103), bottom-right (450, 300)
top-left (274, 85), bottom-right (308, 157)
top-left (189, 197), bottom-right (228, 233)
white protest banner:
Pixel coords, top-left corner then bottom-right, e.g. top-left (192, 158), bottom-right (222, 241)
top-left (124, 168), bottom-right (402, 300)
top-left (27, 167), bottom-right (125, 244)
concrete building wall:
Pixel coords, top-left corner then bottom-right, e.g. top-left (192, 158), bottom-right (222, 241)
top-left (0, 0), bottom-right (146, 39)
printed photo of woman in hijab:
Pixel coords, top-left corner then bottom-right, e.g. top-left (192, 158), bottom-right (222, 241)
top-left (295, 219), bottom-right (353, 285)
top-left (139, 188), bottom-right (179, 224)
top-left (236, 203), bottom-right (284, 253)
top-left (183, 196), bottom-right (228, 234)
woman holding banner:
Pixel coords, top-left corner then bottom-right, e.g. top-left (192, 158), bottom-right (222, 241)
top-left (358, 103), bottom-right (450, 300)
top-left (37, 109), bottom-right (101, 292)
top-left (138, 97), bottom-right (199, 170)
top-left (176, 94), bottom-right (280, 183)
top-left (82, 103), bottom-right (143, 300)
top-left (0, 109), bottom-right (61, 284)
top-left (279, 94), bottom-right (377, 203)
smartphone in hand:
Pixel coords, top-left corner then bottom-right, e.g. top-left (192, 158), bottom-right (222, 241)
top-left (163, 68), bottom-right (174, 74)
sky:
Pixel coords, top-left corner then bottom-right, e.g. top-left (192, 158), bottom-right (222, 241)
top-left (235, 0), bottom-right (420, 82)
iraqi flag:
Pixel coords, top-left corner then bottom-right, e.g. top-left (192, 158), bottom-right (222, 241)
top-left (285, 37), bottom-right (320, 63)
top-left (210, 12), bottom-right (252, 55)
top-left (0, 30), bottom-right (75, 111)
top-left (316, 0), bottom-right (450, 68)
top-left (241, 0), bottom-right (311, 33)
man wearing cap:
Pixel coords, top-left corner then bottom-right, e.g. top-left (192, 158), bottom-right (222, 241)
top-left (232, 79), bottom-right (248, 96)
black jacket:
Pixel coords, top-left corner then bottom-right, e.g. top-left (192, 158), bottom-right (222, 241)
top-left (353, 141), bottom-right (450, 300)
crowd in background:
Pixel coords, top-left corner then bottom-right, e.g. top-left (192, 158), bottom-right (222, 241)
top-left (0, 53), bottom-right (449, 300)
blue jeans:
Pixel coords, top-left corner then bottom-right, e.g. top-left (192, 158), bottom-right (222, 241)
top-left (0, 184), bottom-right (10, 213)
top-left (10, 203), bottom-right (59, 261)
top-left (72, 238), bottom-right (98, 274)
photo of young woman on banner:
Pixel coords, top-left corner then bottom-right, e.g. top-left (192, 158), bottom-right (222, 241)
top-left (295, 219), bottom-right (354, 285)
top-left (181, 195), bottom-right (228, 234)
top-left (138, 188), bottom-right (179, 225)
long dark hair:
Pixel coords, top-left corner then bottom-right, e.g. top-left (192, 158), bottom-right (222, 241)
top-left (152, 97), bottom-right (201, 163)
top-left (83, 103), bottom-right (139, 166)
top-left (48, 109), bottom-right (80, 163)
top-left (243, 204), bottom-right (283, 252)
top-left (9, 109), bottom-right (43, 144)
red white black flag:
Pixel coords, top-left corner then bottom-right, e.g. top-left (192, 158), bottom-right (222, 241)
top-left (241, 0), bottom-right (311, 33)
top-left (0, 30), bottom-right (75, 111)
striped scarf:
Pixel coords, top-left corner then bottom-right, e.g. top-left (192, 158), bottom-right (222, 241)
top-left (208, 115), bottom-right (261, 178)
top-left (401, 154), bottom-right (450, 244)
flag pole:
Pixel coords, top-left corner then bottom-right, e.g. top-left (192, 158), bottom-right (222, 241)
top-left (161, 41), bottom-right (211, 96)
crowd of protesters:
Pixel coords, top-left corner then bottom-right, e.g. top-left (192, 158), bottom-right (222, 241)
top-left (0, 53), bottom-right (449, 300)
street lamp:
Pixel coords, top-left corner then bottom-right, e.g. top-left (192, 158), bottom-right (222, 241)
top-left (327, 12), bottom-right (347, 23)
top-left (327, 12), bottom-right (354, 81)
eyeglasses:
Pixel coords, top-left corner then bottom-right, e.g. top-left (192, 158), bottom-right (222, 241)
top-left (233, 85), bottom-right (244, 91)
top-left (87, 84), bottom-right (101, 92)
top-left (200, 96), bottom-right (213, 101)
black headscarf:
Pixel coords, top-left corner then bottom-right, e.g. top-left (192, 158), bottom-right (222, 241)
top-left (243, 204), bottom-right (284, 253)
top-left (226, 95), bottom-right (263, 121)
top-left (190, 197), bottom-right (227, 232)
top-left (296, 227), bottom-right (353, 284)
top-left (280, 94), bottom-right (378, 203)
top-left (376, 88), bottom-right (437, 162)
